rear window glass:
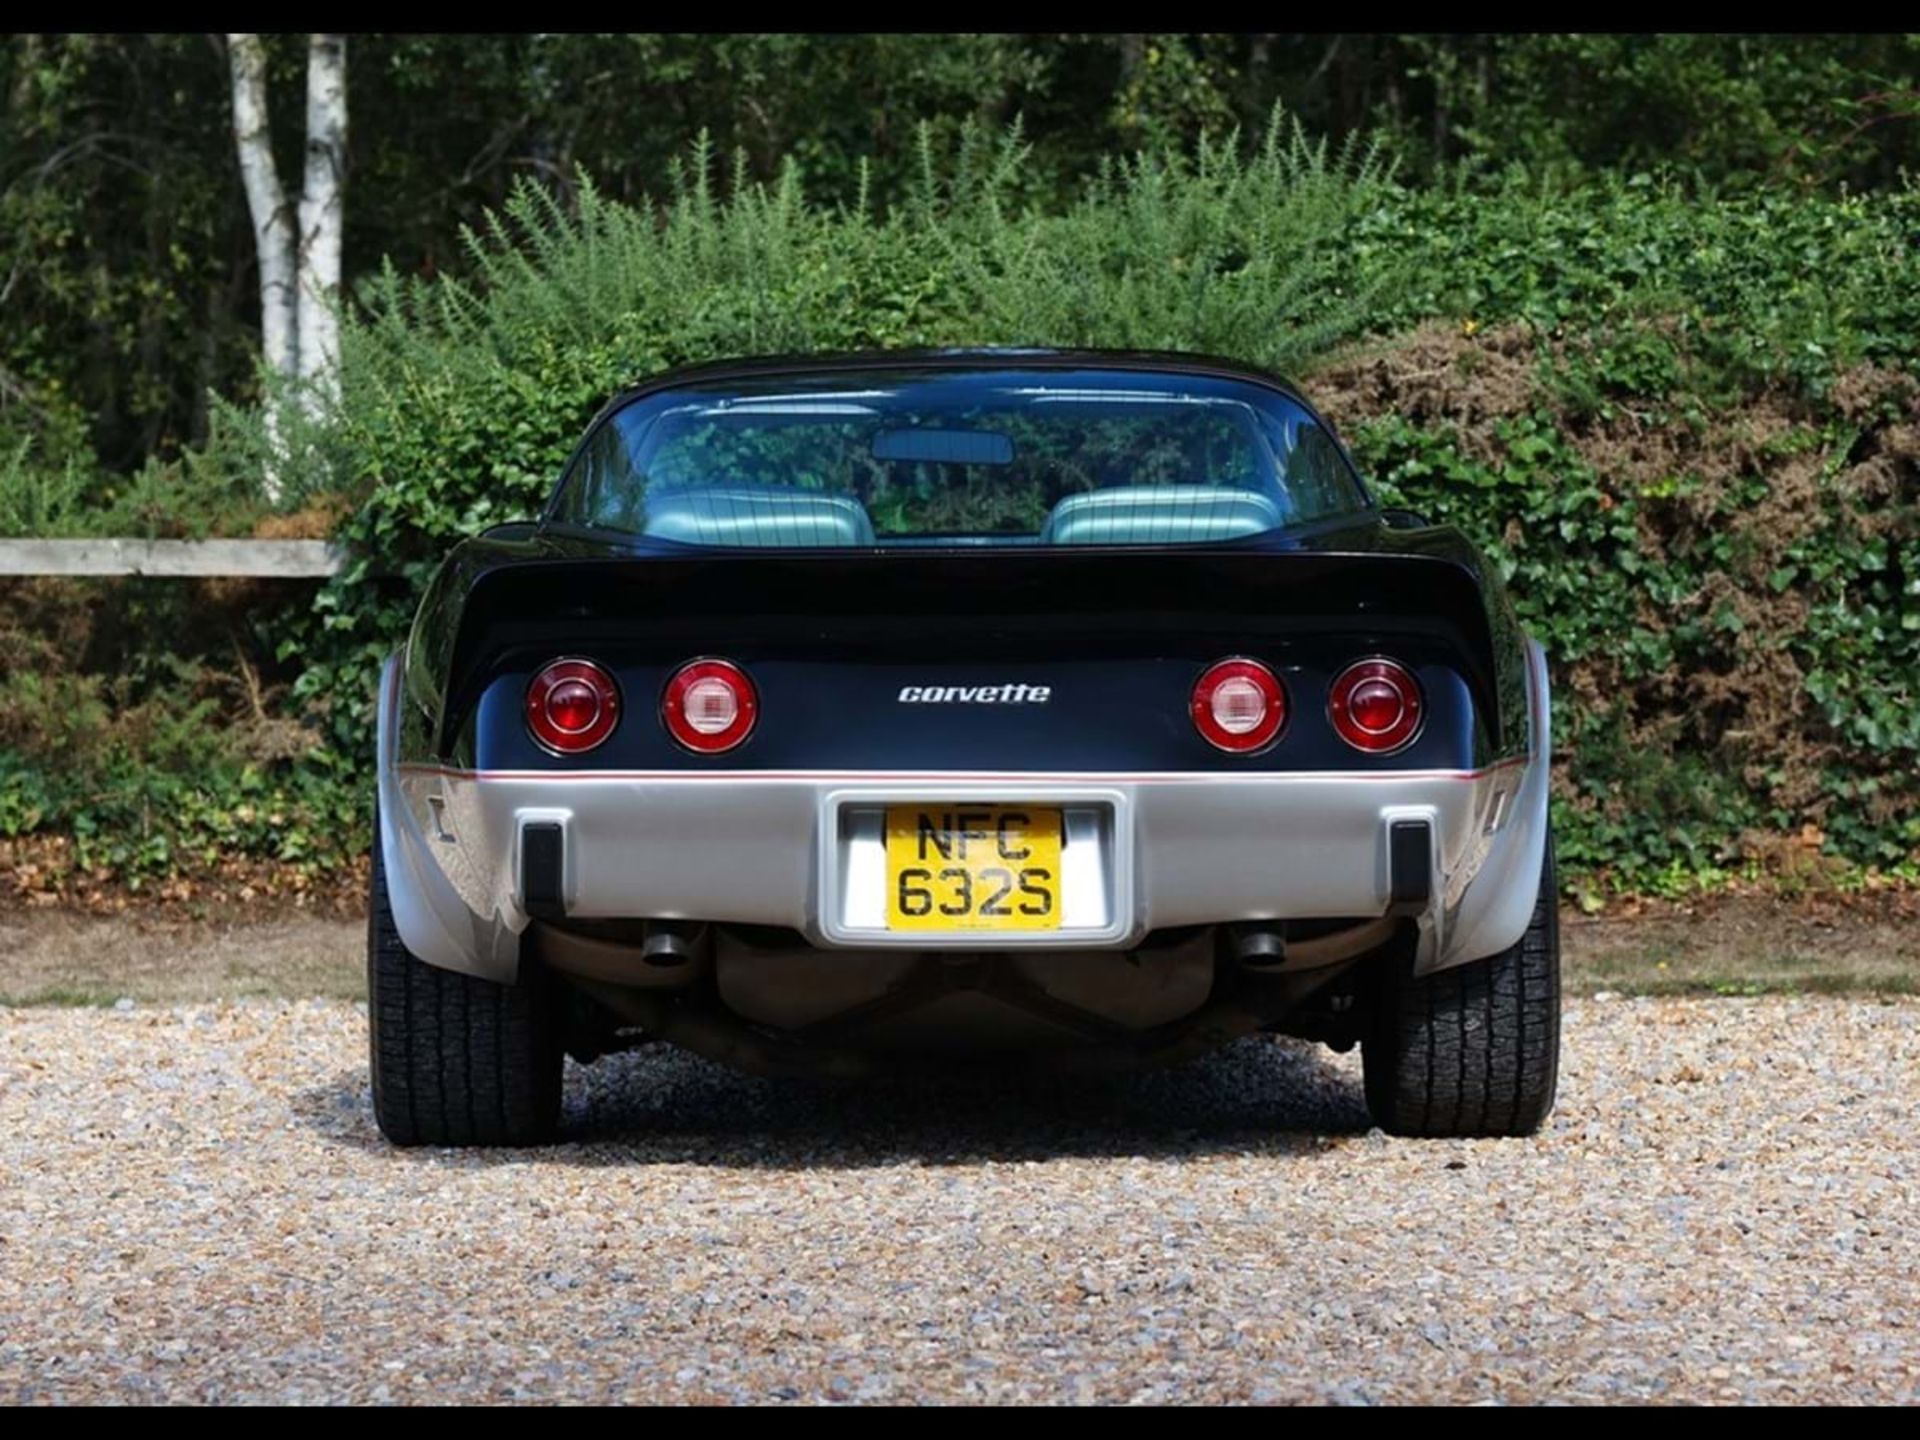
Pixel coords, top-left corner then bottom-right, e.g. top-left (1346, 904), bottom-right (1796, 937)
top-left (549, 366), bottom-right (1370, 548)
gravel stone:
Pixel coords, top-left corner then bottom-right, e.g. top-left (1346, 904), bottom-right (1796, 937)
top-left (1, 995), bottom-right (1916, 1403)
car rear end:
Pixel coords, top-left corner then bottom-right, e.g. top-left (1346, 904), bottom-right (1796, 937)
top-left (369, 353), bottom-right (1557, 1143)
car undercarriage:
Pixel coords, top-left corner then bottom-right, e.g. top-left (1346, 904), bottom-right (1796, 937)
top-left (540, 915), bottom-right (1400, 1077)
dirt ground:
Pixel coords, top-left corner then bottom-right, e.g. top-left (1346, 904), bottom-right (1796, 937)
top-left (1559, 893), bottom-right (1919, 996)
top-left (0, 908), bottom-right (365, 1006)
top-left (1, 892), bottom-right (1913, 1006)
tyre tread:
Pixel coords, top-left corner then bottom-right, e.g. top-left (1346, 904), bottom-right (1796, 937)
top-left (367, 813), bottom-right (561, 1146)
top-left (1363, 835), bottom-right (1561, 1138)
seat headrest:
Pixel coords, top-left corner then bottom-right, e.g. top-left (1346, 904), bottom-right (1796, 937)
top-left (1039, 486), bottom-right (1283, 546)
top-left (642, 486), bottom-right (877, 547)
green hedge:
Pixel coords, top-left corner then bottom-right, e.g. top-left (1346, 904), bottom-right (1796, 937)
top-left (9, 122), bottom-right (1920, 895)
top-left (0, 576), bottom-right (365, 890)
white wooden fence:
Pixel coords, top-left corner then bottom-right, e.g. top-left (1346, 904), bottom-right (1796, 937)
top-left (0, 538), bottom-right (344, 577)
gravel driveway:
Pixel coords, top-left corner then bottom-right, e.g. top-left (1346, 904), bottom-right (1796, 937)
top-left (2, 994), bottom-right (1915, 1404)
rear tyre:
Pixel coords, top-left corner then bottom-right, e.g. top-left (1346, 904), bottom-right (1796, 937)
top-left (368, 807), bottom-right (563, 1146)
top-left (1362, 833), bottom-right (1561, 1137)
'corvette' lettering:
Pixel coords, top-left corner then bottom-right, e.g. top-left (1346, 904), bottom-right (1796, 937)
top-left (897, 684), bottom-right (1051, 705)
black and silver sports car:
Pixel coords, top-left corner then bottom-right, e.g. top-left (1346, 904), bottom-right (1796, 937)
top-left (370, 349), bottom-right (1559, 1145)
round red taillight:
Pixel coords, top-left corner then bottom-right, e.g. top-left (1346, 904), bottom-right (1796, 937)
top-left (1329, 659), bottom-right (1424, 754)
top-left (1190, 658), bottom-right (1287, 753)
top-left (526, 659), bottom-right (620, 755)
top-left (661, 658), bottom-right (758, 754)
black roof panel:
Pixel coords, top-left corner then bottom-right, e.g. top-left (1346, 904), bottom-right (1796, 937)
top-left (610, 346), bottom-right (1311, 408)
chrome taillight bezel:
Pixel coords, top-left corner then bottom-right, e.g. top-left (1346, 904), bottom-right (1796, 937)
top-left (525, 657), bottom-right (622, 756)
top-left (1328, 658), bottom-right (1424, 755)
top-left (1190, 657), bottom-right (1288, 754)
top-left (660, 657), bottom-right (759, 755)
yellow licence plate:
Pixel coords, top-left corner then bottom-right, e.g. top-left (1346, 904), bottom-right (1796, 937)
top-left (884, 805), bottom-right (1063, 931)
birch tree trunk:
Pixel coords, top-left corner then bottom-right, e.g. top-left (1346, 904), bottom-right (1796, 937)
top-left (296, 34), bottom-right (347, 415)
top-left (226, 33), bottom-right (348, 497)
top-left (226, 33), bottom-right (296, 385)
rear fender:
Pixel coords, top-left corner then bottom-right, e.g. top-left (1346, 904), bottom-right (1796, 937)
top-left (1426, 636), bottom-right (1552, 972)
top-left (376, 651), bottom-right (522, 981)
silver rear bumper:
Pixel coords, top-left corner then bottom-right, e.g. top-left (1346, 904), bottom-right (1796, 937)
top-left (377, 641), bottom-right (1551, 984)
